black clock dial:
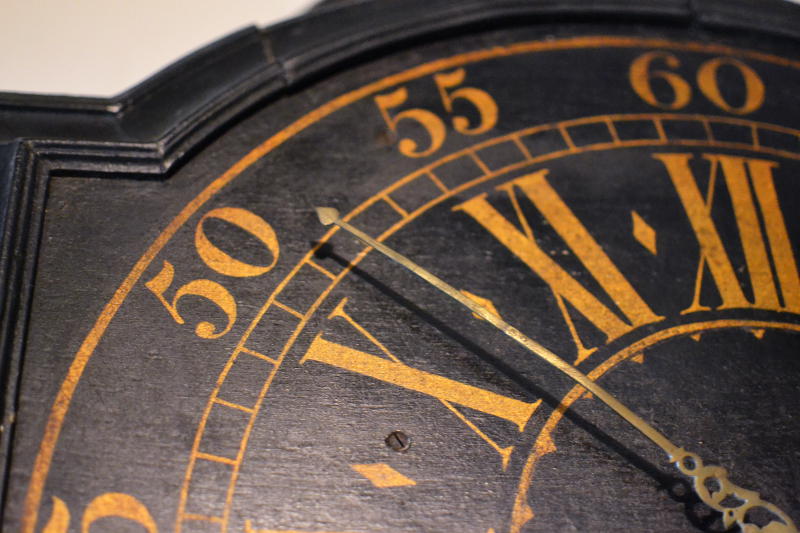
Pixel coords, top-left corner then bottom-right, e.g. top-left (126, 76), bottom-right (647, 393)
top-left (2, 3), bottom-right (800, 533)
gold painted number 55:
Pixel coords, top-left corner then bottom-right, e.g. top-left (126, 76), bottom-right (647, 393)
top-left (375, 67), bottom-right (499, 158)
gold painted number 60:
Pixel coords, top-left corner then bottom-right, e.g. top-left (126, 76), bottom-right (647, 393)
top-left (629, 51), bottom-right (765, 114)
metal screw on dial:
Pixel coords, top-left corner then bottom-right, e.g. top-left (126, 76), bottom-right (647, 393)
top-left (386, 430), bottom-right (411, 452)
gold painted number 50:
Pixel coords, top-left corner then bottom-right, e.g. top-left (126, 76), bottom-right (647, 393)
top-left (375, 68), bottom-right (499, 158)
top-left (145, 207), bottom-right (280, 339)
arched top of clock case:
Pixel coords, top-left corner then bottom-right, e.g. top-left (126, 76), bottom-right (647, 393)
top-left (0, 0), bottom-right (799, 177)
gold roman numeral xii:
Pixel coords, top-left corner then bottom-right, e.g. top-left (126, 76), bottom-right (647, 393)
top-left (655, 152), bottom-right (800, 314)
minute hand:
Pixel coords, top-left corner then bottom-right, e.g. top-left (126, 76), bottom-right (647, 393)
top-left (316, 206), bottom-right (797, 533)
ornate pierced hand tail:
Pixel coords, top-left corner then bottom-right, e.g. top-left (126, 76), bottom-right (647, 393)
top-left (671, 449), bottom-right (797, 533)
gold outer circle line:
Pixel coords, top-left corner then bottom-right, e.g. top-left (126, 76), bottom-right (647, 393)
top-left (20, 36), bottom-right (800, 533)
top-left (509, 319), bottom-right (800, 533)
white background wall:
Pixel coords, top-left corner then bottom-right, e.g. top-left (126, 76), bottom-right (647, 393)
top-left (1, 0), bottom-right (798, 97)
top-left (0, 0), bottom-right (316, 96)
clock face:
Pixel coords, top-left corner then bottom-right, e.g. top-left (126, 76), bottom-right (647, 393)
top-left (3, 7), bottom-right (800, 533)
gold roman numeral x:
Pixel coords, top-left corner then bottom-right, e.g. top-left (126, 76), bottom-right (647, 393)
top-left (453, 170), bottom-right (663, 364)
top-left (301, 298), bottom-right (541, 468)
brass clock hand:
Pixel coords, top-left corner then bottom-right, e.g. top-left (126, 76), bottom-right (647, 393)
top-left (316, 206), bottom-right (797, 533)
